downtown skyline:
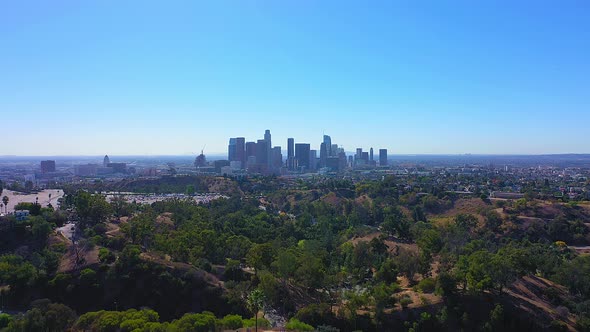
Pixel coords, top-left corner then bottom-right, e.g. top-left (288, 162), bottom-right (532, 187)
top-left (1, 1), bottom-right (589, 156)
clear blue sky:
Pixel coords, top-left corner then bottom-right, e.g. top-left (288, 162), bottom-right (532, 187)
top-left (1, 1), bottom-right (589, 156)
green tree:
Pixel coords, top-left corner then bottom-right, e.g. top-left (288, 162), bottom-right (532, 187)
top-left (464, 250), bottom-right (494, 293)
top-left (381, 207), bottom-right (411, 239)
top-left (5, 302), bottom-right (76, 332)
top-left (111, 195), bottom-right (132, 217)
top-left (273, 248), bottom-right (299, 280)
top-left (484, 211), bottom-right (503, 232)
top-left (125, 212), bottom-right (156, 247)
top-left (557, 255), bottom-right (590, 298)
top-left (376, 258), bottom-right (398, 284)
top-left (0, 255), bottom-right (38, 291)
top-left (483, 304), bottom-right (504, 331)
top-left (417, 229), bottom-right (443, 255)
top-left (98, 248), bottom-right (115, 263)
top-left (396, 248), bottom-right (428, 284)
top-left (373, 282), bottom-right (396, 327)
top-left (30, 216), bottom-right (52, 245)
top-left (74, 191), bottom-right (112, 229)
top-left (225, 235), bottom-right (252, 260)
top-left (185, 185), bottom-right (196, 196)
top-left (246, 243), bottom-right (274, 275)
top-left (455, 214), bottom-right (478, 231)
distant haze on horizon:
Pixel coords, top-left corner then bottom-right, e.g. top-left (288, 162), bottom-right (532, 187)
top-left (1, 1), bottom-right (589, 156)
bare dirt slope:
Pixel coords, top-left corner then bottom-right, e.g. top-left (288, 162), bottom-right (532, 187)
top-left (505, 275), bottom-right (577, 331)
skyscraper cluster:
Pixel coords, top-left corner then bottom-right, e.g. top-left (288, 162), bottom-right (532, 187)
top-left (225, 130), bottom-right (389, 174)
top-left (227, 130), bottom-right (281, 173)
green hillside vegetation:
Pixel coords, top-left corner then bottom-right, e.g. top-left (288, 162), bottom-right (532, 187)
top-left (1, 176), bottom-right (590, 331)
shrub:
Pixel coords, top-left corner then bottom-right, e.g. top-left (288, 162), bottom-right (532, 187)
top-left (416, 278), bottom-right (436, 293)
top-left (295, 303), bottom-right (333, 327)
top-left (0, 313), bottom-right (12, 329)
top-left (400, 296), bottom-right (413, 309)
top-left (243, 317), bottom-right (270, 329)
top-left (286, 318), bottom-right (314, 331)
top-left (79, 268), bottom-right (97, 286)
top-left (99, 248), bottom-right (115, 263)
top-left (219, 314), bottom-right (243, 330)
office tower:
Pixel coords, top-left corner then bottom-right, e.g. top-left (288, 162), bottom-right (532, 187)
top-left (362, 152), bottom-right (369, 162)
top-left (326, 157), bottom-right (340, 171)
top-left (247, 155), bottom-right (257, 168)
top-left (272, 146), bottom-right (283, 169)
top-left (228, 138), bottom-right (237, 161)
top-left (40, 160), bottom-right (56, 173)
top-left (265, 130), bottom-right (272, 146)
top-left (246, 141), bottom-right (257, 166)
top-left (74, 164), bottom-right (97, 176)
top-left (309, 150), bottom-right (317, 170)
top-left (214, 160), bottom-right (230, 173)
top-left (338, 151), bottom-right (347, 171)
top-left (236, 137), bottom-right (246, 168)
top-left (356, 148), bottom-right (363, 159)
top-left (256, 140), bottom-right (268, 167)
top-left (323, 135), bottom-right (332, 155)
top-left (295, 143), bottom-right (311, 170)
top-left (264, 130), bottom-right (272, 170)
top-left (370, 148), bottom-right (374, 162)
top-left (331, 144), bottom-right (338, 157)
top-left (287, 138), bottom-right (294, 159)
top-left (320, 142), bottom-right (327, 168)
top-left (379, 149), bottom-right (388, 166)
top-left (287, 138), bottom-right (295, 170)
top-left (103, 155), bottom-right (110, 167)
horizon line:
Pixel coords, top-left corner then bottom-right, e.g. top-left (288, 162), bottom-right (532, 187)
top-left (2, 153), bottom-right (590, 158)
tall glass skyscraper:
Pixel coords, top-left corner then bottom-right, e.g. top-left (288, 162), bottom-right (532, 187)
top-left (287, 138), bottom-right (295, 170)
top-left (264, 130), bottom-right (272, 169)
top-left (236, 137), bottom-right (245, 168)
top-left (228, 138), bottom-right (237, 161)
top-left (295, 143), bottom-right (311, 170)
top-left (379, 149), bottom-right (388, 166)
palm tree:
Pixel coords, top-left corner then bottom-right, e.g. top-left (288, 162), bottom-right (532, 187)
top-left (247, 289), bottom-right (266, 332)
top-left (2, 196), bottom-right (8, 214)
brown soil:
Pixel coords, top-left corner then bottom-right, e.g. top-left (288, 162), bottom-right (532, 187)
top-left (58, 245), bottom-right (99, 273)
top-left (505, 275), bottom-right (577, 331)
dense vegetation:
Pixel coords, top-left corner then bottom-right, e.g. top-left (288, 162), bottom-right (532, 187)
top-left (1, 175), bottom-right (590, 331)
